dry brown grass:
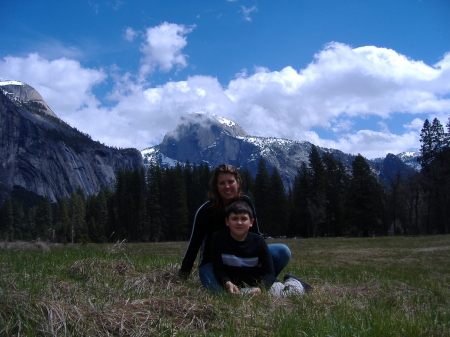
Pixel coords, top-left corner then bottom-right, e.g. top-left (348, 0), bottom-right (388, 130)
top-left (0, 256), bottom-right (301, 336)
top-left (1, 237), bottom-right (449, 336)
top-left (0, 241), bottom-right (50, 251)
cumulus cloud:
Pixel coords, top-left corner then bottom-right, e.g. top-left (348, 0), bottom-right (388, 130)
top-left (105, 75), bottom-right (233, 146)
top-left (222, 43), bottom-right (450, 153)
top-left (0, 53), bottom-right (106, 116)
top-left (139, 22), bottom-right (195, 77)
top-left (1, 39), bottom-right (449, 158)
top-left (319, 130), bottom-right (420, 159)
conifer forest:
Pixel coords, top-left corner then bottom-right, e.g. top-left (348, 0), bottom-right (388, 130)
top-left (1, 117), bottom-right (449, 243)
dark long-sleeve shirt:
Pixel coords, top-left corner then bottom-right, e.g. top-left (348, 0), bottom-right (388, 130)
top-left (211, 230), bottom-right (276, 289)
top-left (180, 195), bottom-right (261, 276)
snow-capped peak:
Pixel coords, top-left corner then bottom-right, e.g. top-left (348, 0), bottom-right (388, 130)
top-left (0, 79), bottom-right (25, 86)
top-left (212, 114), bottom-right (237, 128)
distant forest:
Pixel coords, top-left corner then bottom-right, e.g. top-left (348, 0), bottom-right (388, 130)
top-left (1, 117), bottom-right (449, 243)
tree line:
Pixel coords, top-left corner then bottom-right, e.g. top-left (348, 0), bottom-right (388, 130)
top-left (1, 117), bottom-right (449, 242)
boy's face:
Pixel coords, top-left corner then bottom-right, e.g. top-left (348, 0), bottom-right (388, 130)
top-left (226, 212), bottom-right (254, 241)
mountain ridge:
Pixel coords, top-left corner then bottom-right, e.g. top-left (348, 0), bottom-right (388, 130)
top-left (0, 80), bottom-right (143, 205)
top-left (142, 113), bottom-right (420, 188)
top-left (0, 79), bottom-right (57, 118)
top-left (0, 79), bottom-right (420, 205)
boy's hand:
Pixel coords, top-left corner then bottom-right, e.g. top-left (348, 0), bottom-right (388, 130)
top-left (225, 281), bottom-right (241, 294)
top-left (249, 287), bottom-right (261, 295)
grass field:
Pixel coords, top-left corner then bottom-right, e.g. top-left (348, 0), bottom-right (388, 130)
top-left (1, 236), bottom-right (449, 336)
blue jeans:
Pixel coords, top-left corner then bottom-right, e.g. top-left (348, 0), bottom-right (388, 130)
top-left (199, 243), bottom-right (291, 292)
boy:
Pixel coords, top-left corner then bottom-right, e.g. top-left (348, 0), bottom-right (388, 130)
top-left (211, 201), bottom-right (311, 296)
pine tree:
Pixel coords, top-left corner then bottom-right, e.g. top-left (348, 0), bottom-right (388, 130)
top-left (419, 118), bottom-right (445, 169)
top-left (322, 153), bottom-right (349, 236)
top-left (69, 192), bottom-right (86, 243)
top-left (95, 190), bottom-right (109, 241)
top-left (0, 199), bottom-right (14, 241)
top-left (199, 164), bottom-right (211, 195)
top-left (12, 201), bottom-right (27, 240)
top-left (419, 119), bottom-right (433, 168)
top-left (55, 197), bottom-right (70, 243)
top-left (268, 167), bottom-right (288, 236)
top-left (290, 163), bottom-right (312, 237)
top-left (431, 118), bottom-right (446, 156)
top-left (103, 187), bottom-right (116, 242)
top-left (254, 158), bottom-right (271, 234)
top-left (240, 167), bottom-right (255, 199)
top-left (163, 164), bottom-right (189, 240)
top-left (308, 145), bottom-right (327, 237)
top-left (344, 154), bottom-right (381, 236)
top-left (445, 117), bottom-right (450, 148)
top-left (147, 164), bottom-right (163, 241)
top-left (419, 116), bottom-right (450, 234)
top-left (113, 169), bottom-right (127, 240)
top-left (184, 162), bottom-right (200, 228)
top-left (35, 197), bottom-right (53, 241)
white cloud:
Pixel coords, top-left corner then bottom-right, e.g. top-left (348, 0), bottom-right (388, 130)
top-left (124, 27), bottom-right (138, 42)
top-left (139, 22), bottom-right (195, 77)
top-left (320, 130), bottom-right (420, 158)
top-left (222, 42), bottom-right (450, 156)
top-left (1, 41), bottom-right (449, 158)
top-left (105, 75), bottom-right (233, 147)
top-left (240, 6), bottom-right (257, 22)
top-left (0, 53), bottom-right (106, 116)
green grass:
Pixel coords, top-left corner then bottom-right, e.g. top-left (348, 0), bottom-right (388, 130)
top-left (1, 236), bottom-right (449, 336)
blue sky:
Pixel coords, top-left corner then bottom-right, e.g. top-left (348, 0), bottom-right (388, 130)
top-left (1, 0), bottom-right (449, 158)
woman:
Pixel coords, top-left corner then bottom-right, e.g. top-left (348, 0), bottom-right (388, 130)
top-left (179, 164), bottom-right (291, 291)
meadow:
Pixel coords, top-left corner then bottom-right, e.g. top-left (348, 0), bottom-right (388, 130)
top-left (0, 236), bottom-right (449, 336)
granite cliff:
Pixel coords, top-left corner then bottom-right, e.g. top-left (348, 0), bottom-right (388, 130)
top-left (0, 80), bottom-right (143, 205)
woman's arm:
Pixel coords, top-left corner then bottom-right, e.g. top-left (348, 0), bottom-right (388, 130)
top-left (179, 202), bottom-right (209, 277)
top-left (242, 196), bottom-right (261, 235)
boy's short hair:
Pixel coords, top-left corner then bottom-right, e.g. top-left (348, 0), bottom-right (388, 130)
top-left (225, 201), bottom-right (254, 219)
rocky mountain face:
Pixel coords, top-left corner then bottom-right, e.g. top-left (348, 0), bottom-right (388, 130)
top-left (142, 113), bottom-right (420, 188)
top-left (0, 81), bottom-right (143, 205)
top-left (0, 80), bottom-right (57, 118)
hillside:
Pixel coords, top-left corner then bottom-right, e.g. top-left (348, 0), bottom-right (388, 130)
top-left (0, 80), bottom-right (143, 205)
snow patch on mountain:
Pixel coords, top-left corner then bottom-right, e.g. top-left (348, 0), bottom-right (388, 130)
top-left (0, 79), bottom-right (25, 86)
top-left (142, 147), bottom-right (180, 167)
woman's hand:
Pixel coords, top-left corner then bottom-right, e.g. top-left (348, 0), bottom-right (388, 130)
top-left (225, 281), bottom-right (241, 294)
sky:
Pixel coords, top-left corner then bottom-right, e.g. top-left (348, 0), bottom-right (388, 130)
top-left (1, 0), bottom-right (449, 159)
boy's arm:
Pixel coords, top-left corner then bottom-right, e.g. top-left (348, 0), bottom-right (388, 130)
top-left (258, 237), bottom-right (277, 289)
top-left (211, 231), bottom-right (233, 287)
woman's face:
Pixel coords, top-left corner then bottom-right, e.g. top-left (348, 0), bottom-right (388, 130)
top-left (217, 173), bottom-right (240, 204)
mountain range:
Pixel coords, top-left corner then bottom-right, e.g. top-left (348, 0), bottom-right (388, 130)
top-left (0, 79), bottom-right (420, 206)
top-left (142, 112), bottom-right (420, 188)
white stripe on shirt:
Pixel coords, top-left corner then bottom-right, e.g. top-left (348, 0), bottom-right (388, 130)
top-left (221, 254), bottom-right (259, 267)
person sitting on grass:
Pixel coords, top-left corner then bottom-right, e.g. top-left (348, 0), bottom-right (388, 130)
top-left (211, 201), bottom-right (312, 296)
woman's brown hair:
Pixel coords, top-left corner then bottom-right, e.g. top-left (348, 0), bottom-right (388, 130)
top-left (208, 164), bottom-right (243, 209)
